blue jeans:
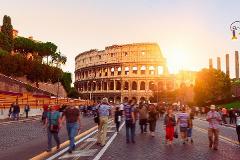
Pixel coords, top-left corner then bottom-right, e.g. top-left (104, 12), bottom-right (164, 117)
top-left (66, 122), bottom-right (79, 150)
top-left (125, 120), bottom-right (135, 142)
top-left (47, 128), bottom-right (60, 150)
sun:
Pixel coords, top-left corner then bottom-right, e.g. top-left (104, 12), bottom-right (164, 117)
top-left (166, 48), bottom-right (187, 74)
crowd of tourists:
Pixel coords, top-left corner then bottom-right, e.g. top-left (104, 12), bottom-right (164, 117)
top-left (39, 97), bottom-right (240, 154)
top-left (8, 102), bottom-right (30, 120)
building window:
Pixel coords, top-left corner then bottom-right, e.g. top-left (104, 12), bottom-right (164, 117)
top-left (141, 66), bottom-right (146, 75)
top-left (124, 82), bottom-right (129, 90)
top-left (125, 67), bottom-right (129, 75)
top-left (118, 67), bottom-right (122, 75)
top-left (158, 66), bottom-right (164, 75)
top-left (125, 52), bottom-right (128, 56)
top-left (111, 67), bottom-right (114, 76)
top-left (109, 81), bottom-right (114, 90)
top-left (140, 81), bottom-right (145, 90)
top-left (111, 53), bottom-right (114, 57)
top-left (132, 66), bottom-right (137, 74)
top-left (99, 55), bottom-right (101, 59)
top-left (116, 81), bottom-right (121, 90)
top-left (149, 66), bottom-right (155, 75)
top-left (141, 51), bottom-right (145, 55)
top-left (104, 68), bottom-right (108, 76)
top-left (149, 81), bottom-right (155, 91)
top-left (89, 57), bottom-right (92, 61)
top-left (132, 81), bottom-right (137, 90)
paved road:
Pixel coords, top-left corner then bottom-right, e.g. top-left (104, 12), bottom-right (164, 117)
top-left (0, 115), bottom-right (95, 160)
top-left (43, 116), bottom-right (239, 160)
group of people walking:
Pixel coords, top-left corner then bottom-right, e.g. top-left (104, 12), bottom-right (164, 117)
top-left (43, 102), bottom-right (81, 153)
top-left (8, 102), bottom-right (30, 120)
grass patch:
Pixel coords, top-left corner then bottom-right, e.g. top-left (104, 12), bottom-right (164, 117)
top-left (217, 101), bottom-right (240, 109)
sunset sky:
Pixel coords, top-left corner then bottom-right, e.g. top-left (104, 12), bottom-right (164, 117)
top-left (1, 0), bottom-right (240, 78)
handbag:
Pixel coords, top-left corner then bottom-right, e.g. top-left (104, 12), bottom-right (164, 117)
top-left (49, 112), bottom-right (59, 133)
top-left (174, 127), bottom-right (178, 139)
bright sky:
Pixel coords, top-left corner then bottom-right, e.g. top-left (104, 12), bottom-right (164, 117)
top-left (1, 0), bottom-right (240, 78)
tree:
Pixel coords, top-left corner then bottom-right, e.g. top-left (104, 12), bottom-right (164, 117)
top-left (67, 87), bottom-right (80, 98)
top-left (194, 68), bottom-right (231, 106)
top-left (1, 15), bottom-right (13, 52)
top-left (51, 51), bottom-right (67, 67)
top-left (60, 72), bottom-right (72, 93)
top-left (13, 37), bottom-right (35, 55)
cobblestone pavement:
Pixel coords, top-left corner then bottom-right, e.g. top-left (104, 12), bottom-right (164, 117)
top-left (0, 115), bottom-right (95, 160)
top-left (99, 117), bottom-right (239, 160)
top-left (46, 117), bottom-right (239, 160)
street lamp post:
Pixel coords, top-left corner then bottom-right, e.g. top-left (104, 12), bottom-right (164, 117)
top-left (230, 21), bottom-right (240, 40)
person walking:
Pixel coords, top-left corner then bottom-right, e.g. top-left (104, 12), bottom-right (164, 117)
top-left (8, 103), bottom-right (13, 119)
top-left (12, 102), bottom-right (20, 121)
top-left (207, 105), bottom-right (222, 150)
top-left (24, 104), bottom-right (30, 118)
top-left (148, 104), bottom-right (158, 137)
top-left (164, 107), bottom-right (176, 145)
top-left (62, 104), bottom-right (81, 153)
top-left (187, 110), bottom-right (194, 143)
top-left (138, 102), bottom-right (148, 133)
top-left (235, 111), bottom-right (240, 144)
top-left (177, 107), bottom-right (189, 144)
top-left (45, 105), bottom-right (61, 152)
top-left (222, 107), bottom-right (227, 124)
top-left (124, 99), bottom-right (136, 143)
top-left (229, 108), bottom-right (235, 124)
top-left (96, 98), bottom-right (111, 147)
top-left (114, 106), bottom-right (121, 132)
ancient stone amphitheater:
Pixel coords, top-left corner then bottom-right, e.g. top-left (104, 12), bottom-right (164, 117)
top-left (75, 43), bottom-right (175, 103)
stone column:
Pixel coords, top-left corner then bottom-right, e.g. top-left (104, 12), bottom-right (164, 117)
top-left (236, 51), bottom-right (239, 79)
top-left (209, 58), bottom-right (213, 69)
top-left (217, 57), bottom-right (221, 71)
top-left (226, 54), bottom-right (230, 76)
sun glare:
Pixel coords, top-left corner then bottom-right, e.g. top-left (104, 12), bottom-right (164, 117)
top-left (167, 48), bottom-right (188, 74)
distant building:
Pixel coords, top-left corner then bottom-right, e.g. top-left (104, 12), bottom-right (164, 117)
top-left (0, 26), bottom-right (18, 38)
top-left (75, 43), bottom-right (175, 103)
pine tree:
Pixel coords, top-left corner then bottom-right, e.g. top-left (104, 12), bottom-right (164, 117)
top-left (1, 15), bottom-right (13, 52)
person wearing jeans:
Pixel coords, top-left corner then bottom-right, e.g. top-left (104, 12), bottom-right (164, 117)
top-left (138, 102), bottom-right (148, 133)
top-left (124, 99), bottom-right (136, 143)
top-left (207, 105), bottom-right (221, 150)
top-left (45, 105), bottom-right (61, 152)
top-left (62, 104), bottom-right (81, 153)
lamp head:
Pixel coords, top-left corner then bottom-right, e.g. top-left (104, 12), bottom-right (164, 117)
top-left (232, 30), bottom-right (238, 40)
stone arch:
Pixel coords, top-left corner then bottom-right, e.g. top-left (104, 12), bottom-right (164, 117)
top-left (124, 81), bottom-right (129, 90)
top-left (116, 81), bottom-right (121, 90)
top-left (149, 81), bottom-right (155, 91)
top-left (158, 81), bottom-right (164, 91)
top-left (88, 82), bottom-right (91, 91)
top-left (123, 97), bottom-right (129, 102)
top-left (97, 82), bottom-right (101, 90)
top-left (92, 82), bottom-right (96, 91)
top-left (84, 82), bottom-right (88, 91)
top-left (109, 97), bottom-right (114, 103)
top-left (149, 96), bottom-right (155, 103)
top-left (103, 82), bottom-right (107, 90)
top-left (115, 96), bottom-right (121, 104)
top-left (109, 81), bottom-right (114, 90)
top-left (140, 81), bottom-right (145, 90)
top-left (132, 81), bottom-right (137, 90)
top-left (140, 97), bottom-right (146, 102)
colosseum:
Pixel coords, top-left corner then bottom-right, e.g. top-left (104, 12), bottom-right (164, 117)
top-left (74, 43), bottom-right (175, 103)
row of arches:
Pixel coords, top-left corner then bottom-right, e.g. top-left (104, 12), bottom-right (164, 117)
top-left (76, 80), bottom-right (174, 92)
top-left (90, 96), bottom-right (155, 104)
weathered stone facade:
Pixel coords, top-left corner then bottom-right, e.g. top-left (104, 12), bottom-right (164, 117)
top-left (75, 43), bottom-right (175, 103)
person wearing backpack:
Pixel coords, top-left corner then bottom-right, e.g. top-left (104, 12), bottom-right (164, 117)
top-left (45, 105), bottom-right (61, 152)
top-left (124, 99), bottom-right (136, 143)
top-left (164, 107), bottom-right (176, 145)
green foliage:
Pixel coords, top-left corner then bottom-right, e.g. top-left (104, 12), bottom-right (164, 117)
top-left (194, 68), bottom-right (231, 106)
top-left (60, 72), bottom-right (72, 93)
top-left (216, 101), bottom-right (240, 109)
top-left (0, 48), bottom-right (8, 57)
top-left (1, 15), bottom-right (13, 52)
top-left (67, 87), bottom-right (80, 98)
top-left (13, 36), bottom-right (35, 54)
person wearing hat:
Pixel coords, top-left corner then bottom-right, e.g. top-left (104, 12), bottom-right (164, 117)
top-left (97, 98), bottom-right (112, 147)
top-left (206, 105), bottom-right (222, 150)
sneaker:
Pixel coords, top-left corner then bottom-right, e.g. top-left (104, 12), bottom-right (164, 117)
top-left (213, 147), bottom-right (218, 150)
top-left (57, 145), bottom-right (60, 149)
top-left (183, 141), bottom-right (186, 144)
top-left (191, 139), bottom-right (193, 144)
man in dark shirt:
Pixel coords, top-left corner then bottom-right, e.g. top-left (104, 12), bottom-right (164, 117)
top-left (62, 104), bottom-right (81, 153)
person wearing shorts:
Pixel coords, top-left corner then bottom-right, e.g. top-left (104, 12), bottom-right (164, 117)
top-left (177, 107), bottom-right (190, 144)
